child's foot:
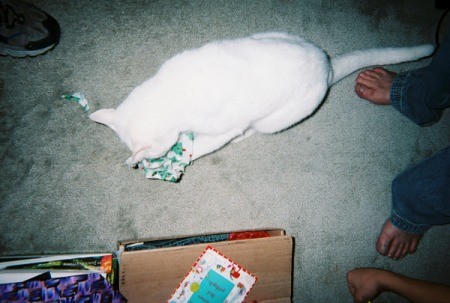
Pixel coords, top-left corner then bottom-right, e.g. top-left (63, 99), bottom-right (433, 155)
top-left (376, 219), bottom-right (423, 259)
top-left (354, 67), bottom-right (397, 105)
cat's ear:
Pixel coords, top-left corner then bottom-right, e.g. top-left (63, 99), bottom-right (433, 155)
top-left (129, 132), bottom-right (179, 164)
top-left (89, 108), bottom-right (117, 131)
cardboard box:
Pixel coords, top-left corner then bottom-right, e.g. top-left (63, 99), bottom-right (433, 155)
top-left (118, 229), bottom-right (293, 302)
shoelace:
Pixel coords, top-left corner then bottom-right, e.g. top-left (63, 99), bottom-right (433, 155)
top-left (0, 3), bottom-right (25, 29)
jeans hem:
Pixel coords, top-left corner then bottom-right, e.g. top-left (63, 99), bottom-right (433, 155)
top-left (390, 72), bottom-right (410, 114)
top-left (390, 212), bottom-right (430, 234)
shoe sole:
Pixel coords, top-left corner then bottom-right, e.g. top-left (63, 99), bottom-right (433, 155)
top-left (0, 43), bottom-right (56, 58)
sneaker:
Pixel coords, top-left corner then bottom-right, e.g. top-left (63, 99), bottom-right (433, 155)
top-left (0, 0), bottom-right (60, 57)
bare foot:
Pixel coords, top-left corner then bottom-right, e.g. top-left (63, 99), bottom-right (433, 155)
top-left (347, 268), bottom-right (387, 303)
top-left (354, 67), bottom-right (397, 105)
top-left (377, 219), bottom-right (423, 259)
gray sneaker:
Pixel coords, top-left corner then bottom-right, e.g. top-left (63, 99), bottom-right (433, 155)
top-left (0, 0), bottom-right (60, 57)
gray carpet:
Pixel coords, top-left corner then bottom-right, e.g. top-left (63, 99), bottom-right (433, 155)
top-left (1, 1), bottom-right (449, 302)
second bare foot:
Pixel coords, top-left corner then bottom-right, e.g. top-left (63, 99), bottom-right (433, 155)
top-left (376, 218), bottom-right (423, 259)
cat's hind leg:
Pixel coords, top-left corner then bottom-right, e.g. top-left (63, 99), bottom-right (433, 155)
top-left (192, 129), bottom-right (243, 160)
top-left (252, 94), bottom-right (325, 134)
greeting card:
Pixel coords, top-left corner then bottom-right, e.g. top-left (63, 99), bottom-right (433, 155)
top-left (168, 246), bottom-right (256, 303)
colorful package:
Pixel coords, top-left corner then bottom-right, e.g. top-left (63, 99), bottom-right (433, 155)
top-left (168, 246), bottom-right (256, 303)
top-left (137, 132), bottom-right (194, 182)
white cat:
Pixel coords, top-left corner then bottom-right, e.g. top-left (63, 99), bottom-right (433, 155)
top-left (90, 32), bottom-right (434, 166)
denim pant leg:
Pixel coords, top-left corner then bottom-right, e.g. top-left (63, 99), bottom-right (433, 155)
top-left (390, 32), bottom-right (450, 126)
top-left (390, 146), bottom-right (450, 234)
top-left (387, 32), bottom-right (450, 234)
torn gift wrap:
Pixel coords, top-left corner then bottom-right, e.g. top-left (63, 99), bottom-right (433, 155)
top-left (62, 92), bottom-right (90, 112)
top-left (136, 132), bottom-right (194, 182)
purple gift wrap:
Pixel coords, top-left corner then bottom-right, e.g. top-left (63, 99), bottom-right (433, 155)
top-left (0, 272), bottom-right (126, 303)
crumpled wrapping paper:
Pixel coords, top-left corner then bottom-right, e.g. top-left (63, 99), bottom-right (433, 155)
top-left (136, 132), bottom-right (194, 182)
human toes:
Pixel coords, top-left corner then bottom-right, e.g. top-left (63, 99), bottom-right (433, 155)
top-left (390, 242), bottom-right (407, 259)
top-left (355, 83), bottom-right (366, 97)
top-left (356, 71), bottom-right (377, 85)
top-left (357, 68), bottom-right (387, 81)
top-left (376, 220), bottom-right (404, 258)
top-left (355, 83), bottom-right (378, 101)
top-left (374, 68), bottom-right (398, 84)
top-left (376, 221), bottom-right (392, 256)
top-left (393, 239), bottom-right (418, 259)
top-left (408, 241), bottom-right (418, 254)
top-left (372, 67), bottom-right (389, 74)
top-left (360, 69), bottom-right (382, 78)
top-left (377, 222), bottom-right (402, 258)
top-left (387, 240), bottom-right (402, 259)
top-left (355, 74), bottom-right (376, 87)
top-left (357, 68), bottom-right (395, 85)
top-left (376, 237), bottom-right (389, 256)
top-left (407, 234), bottom-right (422, 254)
top-left (355, 69), bottom-right (387, 89)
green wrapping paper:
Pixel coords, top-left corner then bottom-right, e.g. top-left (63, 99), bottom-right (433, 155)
top-left (136, 132), bottom-right (194, 182)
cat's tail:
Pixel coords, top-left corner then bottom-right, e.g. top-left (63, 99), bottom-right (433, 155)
top-left (330, 44), bottom-right (435, 85)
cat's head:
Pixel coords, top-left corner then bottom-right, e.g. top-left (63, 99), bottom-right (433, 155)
top-left (90, 108), bottom-right (178, 165)
top-left (90, 108), bottom-right (133, 157)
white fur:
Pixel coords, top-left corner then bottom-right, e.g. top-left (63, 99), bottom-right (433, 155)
top-left (90, 32), bottom-right (434, 166)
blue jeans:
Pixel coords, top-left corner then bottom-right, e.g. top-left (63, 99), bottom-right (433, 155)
top-left (388, 33), bottom-right (450, 234)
